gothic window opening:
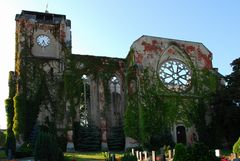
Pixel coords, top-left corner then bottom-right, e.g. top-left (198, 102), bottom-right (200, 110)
top-left (110, 76), bottom-right (121, 126)
top-left (80, 74), bottom-right (90, 126)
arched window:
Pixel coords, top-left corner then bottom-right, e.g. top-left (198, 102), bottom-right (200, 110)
top-left (110, 76), bottom-right (120, 94)
top-left (80, 74), bottom-right (90, 126)
top-left (109, 76), bottom-right (121, 126)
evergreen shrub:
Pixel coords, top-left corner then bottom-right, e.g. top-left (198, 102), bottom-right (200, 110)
top-left (34, 131), bottom-right (64, 161)
top-left (173, 143), bottom-right (220, 161)
top-left (173, 143), bottom-right (188, 161)
top-left (189, 143), bottom-right (220, 161)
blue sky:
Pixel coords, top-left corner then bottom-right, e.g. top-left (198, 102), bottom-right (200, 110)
top-left (0, 0), bottom-right (239, 129)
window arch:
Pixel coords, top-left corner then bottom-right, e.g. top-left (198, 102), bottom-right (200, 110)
top-left (110, 76), bottom-right (120, 94)
top-left (80, 74), bottom-right (90, 126)
top-left (109, 76), bottom-right (122, 126)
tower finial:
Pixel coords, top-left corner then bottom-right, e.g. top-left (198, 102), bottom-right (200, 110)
top-left (45, 2), bottom-right (49, 13)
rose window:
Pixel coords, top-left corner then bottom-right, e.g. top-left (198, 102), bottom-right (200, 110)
top-left (159, 59), bottom-right (192, 92)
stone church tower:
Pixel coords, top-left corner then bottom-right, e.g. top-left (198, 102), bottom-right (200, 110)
top-left (10, 10), bottom-right (125, 150)
top-left (8, 10), bottom-right (221, 150)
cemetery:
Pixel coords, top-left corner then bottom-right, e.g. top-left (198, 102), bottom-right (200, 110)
top-left (2, 9), bottom-right (240, 161)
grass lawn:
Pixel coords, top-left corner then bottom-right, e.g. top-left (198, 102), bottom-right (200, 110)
top-left (64, 152), bottom-right (123, 161)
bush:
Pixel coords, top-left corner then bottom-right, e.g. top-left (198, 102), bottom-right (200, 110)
top-left (173, 143), bottom-right (220, 161)
top-left (233, 137), bottom-right (240, 156)
top-left (144, 132), bottom-right (174, 151)
top-left (173, 143), bottom-right (188, 161)
top-left (34, 131), bottom-right (64, 161)
top-left (189, 143), bottom-right (220, 161)
top-left (120, 153), bottom-right (137, 161)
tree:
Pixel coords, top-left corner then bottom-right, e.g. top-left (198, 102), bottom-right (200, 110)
top-left (226, 58), bottom-right (240, 107)
top-left (212, 57), bottom-right (240, 147)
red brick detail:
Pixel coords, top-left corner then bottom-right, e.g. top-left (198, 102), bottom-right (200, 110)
top-left (185, 45), bottom-right (195, 54)
top-left (141, 40), bottom-right (162, 53)
top-left (197, 46), bottom-right (212, 69)
top-left (167, 48), bottom-right (175, 54)
top-left (134, 52), bottom-right (144, 64)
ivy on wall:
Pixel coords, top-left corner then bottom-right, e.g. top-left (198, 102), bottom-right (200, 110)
top-left (8, 26), bottom-right (125, 143)
top-left (64, 54), bottom-right (125, 119)
top-left (10, 21), bottom-right (68, 140)
top-left (124, 53), bottom-right (218, 146)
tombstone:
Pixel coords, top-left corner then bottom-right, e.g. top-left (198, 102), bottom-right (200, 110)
top-left (215, 149), bottom-right (221, 157)
top-left (144, 151), bottom-right (148, 160)
top-left (136, 151), bottom-right (139, 159)
top-left (132, 148), bottom-right (135, 156)
top-left (66, 142), bottom-right (75, 152)
top-left (152, 151), bottom-right (156, 161)
top-left (139, 151), bottom-right (142, 160)
top-left (66, 130), bottom-right (75, 152)
top-left (168, 149), bottom-right (172, 160)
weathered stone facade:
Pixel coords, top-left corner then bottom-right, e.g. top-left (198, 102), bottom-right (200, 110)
top-left (8, 10), bottom-right (221, 150)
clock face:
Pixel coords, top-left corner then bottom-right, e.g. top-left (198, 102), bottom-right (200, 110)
top-left (36, 35), bottom-right (50, 47)
top-left (159, 59), bottom-right (192, 92)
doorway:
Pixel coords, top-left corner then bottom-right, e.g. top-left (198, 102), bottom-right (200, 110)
top-left (176, 125), bottom-right (186, 144)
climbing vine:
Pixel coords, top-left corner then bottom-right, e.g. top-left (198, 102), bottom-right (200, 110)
top-left (64, 54), bottom-right (125, 120)
top-left (124, 59), bottom-right (218, 146)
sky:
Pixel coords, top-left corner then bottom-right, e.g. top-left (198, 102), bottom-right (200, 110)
top-left (0, 0), bottom-right (240, 129)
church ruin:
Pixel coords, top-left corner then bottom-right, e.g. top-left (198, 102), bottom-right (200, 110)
top-left (7, 10), bottom-right (222, 150)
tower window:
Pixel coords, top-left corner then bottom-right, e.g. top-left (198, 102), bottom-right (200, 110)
top-left (45, 15), bottom-right (53, 21)
top-left (36, 14), bottom-right (44, 21)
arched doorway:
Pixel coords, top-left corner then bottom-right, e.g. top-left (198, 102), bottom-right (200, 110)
top-left (176, 125), bottom-right (186, 144)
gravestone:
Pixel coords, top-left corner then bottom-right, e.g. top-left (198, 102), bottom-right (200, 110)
top-left (152, 151), bottom-right (156, 161)
top-left (139, 151), bottom-right (142, 160)
top-left (66, 130), bottom-right (75, 152)
top-left (168, 149), bottom-right (173, 160)
top-left (215, 149), bottom-right (221, 157)
top-left (144, 151), bottom-right (147, 160)
top-left (132, 148), bottom-right (135, 155)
